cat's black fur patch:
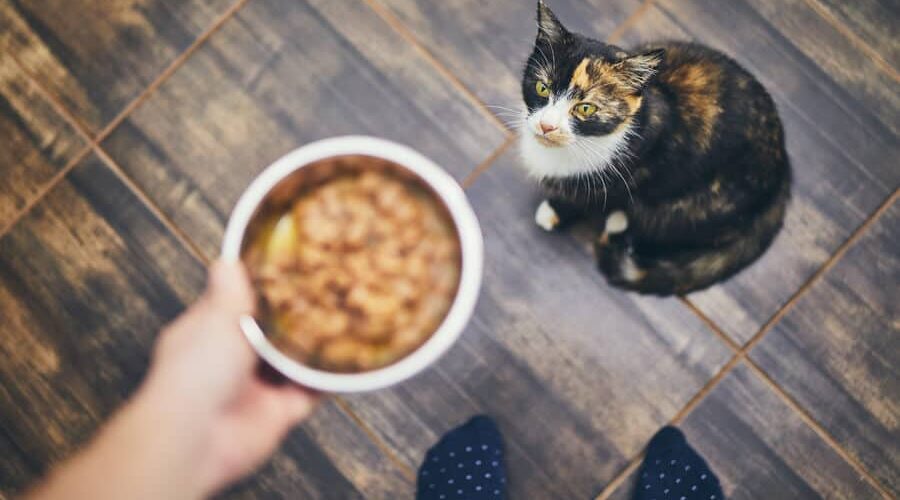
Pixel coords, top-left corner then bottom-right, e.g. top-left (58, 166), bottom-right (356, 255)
top-left (524, 2), bottom-right (791, 295)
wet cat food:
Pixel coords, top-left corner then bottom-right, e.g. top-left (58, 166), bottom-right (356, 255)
top-left (243, 157), bottom-right (461, 373)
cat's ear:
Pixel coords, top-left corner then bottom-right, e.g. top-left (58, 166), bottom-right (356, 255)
top-left (536, 0), bottom-right (568, 44)
top-left (618, 48), bottom-right (665, 91)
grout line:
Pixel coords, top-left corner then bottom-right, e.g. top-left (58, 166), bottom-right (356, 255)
top-left (596, 188), bottom-right (898, 497)
top-left (669, 357), bottom-right (741, 425)
top-left (801, 0), bottom-right (900, 83)
top-left (92, 0), bottom-right (251, 145)
top-left (677, 297), bottom-right (741, 352)
top-left (0, 145), bottom-right (93, 239)
top-left (7, 53), bottom-right (94, 143)
top-left (1, 0), bottom-right (249, 237)
top-left (92, 147), bottom-right (210, 265)
top-left (332, 397), bottom-right (417, 482)
top-left (9, 0), bottom-right (249, 147)
top-left (608, 0), bottom-right (655, 44)
top-left (462, 135), bottom-right (517, 189)
top-left (740, 188), bottom-right (899, 354)
top-left (592, 344), bottom-right (742, 500)
top-left (743, 359), bottom-right (893, 498)
top-left (360, 0), bottom-right (512, 135)
top-left (595, 451), bottom-right (644, 500)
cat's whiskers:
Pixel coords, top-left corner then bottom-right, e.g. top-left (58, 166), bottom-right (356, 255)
top-left (487, 104), bottom-right (530, 133)
top-left (572, 135), bottom-right (640, 207)
top-left (486, 105), bottom-right (525, 113)
top-left (574, 144), bottom-right (602, 195)
top-left (579, 137), bottom-right (635, 204)
top-left (570, 142), bottom-right (610, 208)
top-left (489, 110), bottom-right (529, 131)
top-left (617, 125), bottom-right (642, 185)
top-left (502, 120), bottom-right (529, 131)
top-left (490, 110), bottom-right (527, 119)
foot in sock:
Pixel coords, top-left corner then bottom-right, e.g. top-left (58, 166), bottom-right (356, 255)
top-left (633, 426), bottom-right (724, 500)
top-left (416, 415), bottom-right (507, 500)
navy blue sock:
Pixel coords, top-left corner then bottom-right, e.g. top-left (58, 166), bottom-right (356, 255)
top-left (634, 426), bottom-right (724, 500)
top-left (416, 416), bottom-right (507, 500)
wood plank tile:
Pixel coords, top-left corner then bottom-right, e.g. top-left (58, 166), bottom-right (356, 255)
top-left (0, 155), bottom-right (412, 498)
top-left (223, 404), bottom-right (413, 499)
top-left (811, 0), bottom-right (900, 68)
top-left (647, 0), bottom-right (898, 187)
top-left (100, 0), bottom-right (507, 259)
top-left (341, 151), bottom-right (732, 498)
top-left (739, 0), bottom-right (899, 135)
top-left (373, 0), bottom-right (645, 113)
top-left (0, 55), bottom-right (86, 227)
top-left (0, 0), bottom-right (234, 133)
top-left (615, 2), bottom-right (898, 343)
top-left (751, 200), bottom-right (899, 494)
top-left (0, 154), bottom-right (207, 495)
top-left (0, 428), bottom-right (36, 497)
top-left (607, 364), bottom-right (883, 499)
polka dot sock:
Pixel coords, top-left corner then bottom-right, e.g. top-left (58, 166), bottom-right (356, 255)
top-left (416, 415), bottom-right (507, 500)
top-left (634, 426), bottom-right (724, 500)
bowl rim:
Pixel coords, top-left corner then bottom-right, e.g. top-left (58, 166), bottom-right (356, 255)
top-left (220, 136), bottom-right (483, 393)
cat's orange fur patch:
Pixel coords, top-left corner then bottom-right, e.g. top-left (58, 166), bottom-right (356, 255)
top-left (569, 58), bottom-right (594, 90)
top-left (568, 58), bottom-right (646, 122)
top-left (661, 62), bottom-right (723, 152)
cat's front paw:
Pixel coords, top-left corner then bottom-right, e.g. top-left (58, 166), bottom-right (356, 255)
top-left (597, 210), bottom-right (628, 246)
top-left (535, 200), bottom-right (560, 231)
top-left (605, 211), bottom-right (628, 234)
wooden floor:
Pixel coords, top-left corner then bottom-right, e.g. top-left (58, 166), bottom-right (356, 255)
top-left (1, 0), bottom-right (897, 498)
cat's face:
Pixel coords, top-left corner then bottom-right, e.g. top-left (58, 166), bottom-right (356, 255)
top-left (519, 1), bottom-right (663, 178)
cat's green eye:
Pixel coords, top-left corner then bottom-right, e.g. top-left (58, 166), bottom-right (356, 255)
top-left (575, 102), bottom-right (598, 119)
top-left (535, 81), bottom-right (551, 98)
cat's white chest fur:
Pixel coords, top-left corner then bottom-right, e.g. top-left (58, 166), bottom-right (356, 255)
top-left (519, 120), bottom-right (632, 179)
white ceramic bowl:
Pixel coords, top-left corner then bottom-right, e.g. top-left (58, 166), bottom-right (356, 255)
top-left (221, 136), bottom-right (484, 393)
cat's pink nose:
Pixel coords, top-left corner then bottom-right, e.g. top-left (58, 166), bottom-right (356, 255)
top-left (540, 121), bottom-right (557, 134)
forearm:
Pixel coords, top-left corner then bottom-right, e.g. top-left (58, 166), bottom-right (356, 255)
top-left (26, 379), bottom-right (211, 500)
top-left (24, 262), bottom-right (314, 500)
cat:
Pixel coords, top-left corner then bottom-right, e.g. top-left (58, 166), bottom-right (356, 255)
top-left (519, 1), bottom-right (791, 295)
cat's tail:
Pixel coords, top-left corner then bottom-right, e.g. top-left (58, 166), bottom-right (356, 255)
top-left (596, 181), bottom-right (789, 296)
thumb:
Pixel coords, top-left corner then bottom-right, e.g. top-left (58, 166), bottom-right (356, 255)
top-left (205, 259), bottom-right (255, 315)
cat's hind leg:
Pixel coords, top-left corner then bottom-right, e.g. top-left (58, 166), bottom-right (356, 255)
top-left (597, 242), bottom-right (697, 295)
top-left (598, 175), bottom-right (790, 295)
top-left (595, 210), bottom-right (660, 288)
top-left (595, 222), bottom-right (781, 296)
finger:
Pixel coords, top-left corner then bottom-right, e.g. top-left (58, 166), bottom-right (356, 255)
top-left (205, 259), bottom-right (255, 315)
top-left (199, 260), bottom-right (258, 370)
top-left (276, 383), bottom-right (321, 422)
top-left (252, 377), bottom-right (320, 425)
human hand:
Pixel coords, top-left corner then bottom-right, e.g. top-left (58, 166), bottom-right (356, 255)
top-left (28, 260), bottom-right (318, 500)
top-left (143, 260), bottom-right (319, 496)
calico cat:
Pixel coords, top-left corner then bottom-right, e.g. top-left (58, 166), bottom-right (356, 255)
top-left (520, 1), bottom-right (791, 295)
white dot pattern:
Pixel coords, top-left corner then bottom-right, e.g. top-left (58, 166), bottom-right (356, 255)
top-left (634, 428), bottom-right (722, 500)
top-left (417, 420), bottom-right (506, 499)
